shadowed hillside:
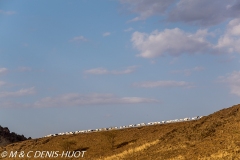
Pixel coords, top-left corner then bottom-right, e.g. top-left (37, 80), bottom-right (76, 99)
top-left (0, 104), bottom-right (240, 160)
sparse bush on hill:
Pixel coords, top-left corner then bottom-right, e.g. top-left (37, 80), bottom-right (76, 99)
top-left (102, 131), bottom-right (117, 150)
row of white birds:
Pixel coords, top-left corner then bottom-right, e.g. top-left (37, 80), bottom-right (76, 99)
top-left (44, 116), bottom-right (203, 138)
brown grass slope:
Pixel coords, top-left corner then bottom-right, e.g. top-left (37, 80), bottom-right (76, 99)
top-left (0, 104), bottom-right (240, 160)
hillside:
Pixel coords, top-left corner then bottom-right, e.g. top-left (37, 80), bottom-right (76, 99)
top-left (0, 104), bottom-right (240, 160)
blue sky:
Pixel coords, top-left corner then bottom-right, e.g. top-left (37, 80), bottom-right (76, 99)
top-left (0, 0), bottom-right (240, 138)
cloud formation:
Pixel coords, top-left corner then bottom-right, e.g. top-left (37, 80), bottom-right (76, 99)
top-left (171, 66), bottom-right (204, 76)
top-left (124, 27), bottom-right (134, 32)
top-left (131, 17), bottom-right (240, 58)
top-left (84, 66), bottom-right (137, 75)
top-left (0, 87), bottom-right (36, 98)
top-left (103, 32), bottom-right (111, 37)
top-left (168, 0), bottom-right (240, 26)
top-left (34, 93), bottom-right (158, 108)
top-left (119, 0), bottom-right (175, 22)
top-left (0, 10), bottom-right (16, 15)
top-left (131, 28), bottom-right (212, 58)
top-left (0, 81), bottom-right (6, 87)
top-left (220, 71), bottom-right (240, 97)
top-left (216, 18), bottom-right (240, 53)
top-left (70, 36), bottom-right (88, 42)
top-left (0, 68), bottom-right (8, 75)
top-left (133, 80), bottom-right (193, 88)
top-left (17, 66), bottom-right (32, 72)
top-left (119, 0), bottom-right (240, 26)
top-left (0, 101), bottom-right (31, 108)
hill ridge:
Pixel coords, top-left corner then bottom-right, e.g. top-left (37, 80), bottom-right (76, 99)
top-left (0, 104), bottom-right (240, 160)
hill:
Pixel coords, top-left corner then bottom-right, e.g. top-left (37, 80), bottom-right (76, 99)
top-left (0, 126), bottom-right (30, 147)
top-left (0, 104), bottom-right (240, 160)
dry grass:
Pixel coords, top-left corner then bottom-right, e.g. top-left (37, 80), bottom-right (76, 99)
top-left (1, 104), bottom-right (240, 160)
top-left (102, 139), bottom-right (160, 160)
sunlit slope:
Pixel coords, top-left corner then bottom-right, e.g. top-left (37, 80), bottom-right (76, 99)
top-left (0, 104), bottom-right (240, 160)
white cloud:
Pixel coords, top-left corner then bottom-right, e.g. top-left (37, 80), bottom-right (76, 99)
top-left (0, 87), bottom-right (36, 98)
top-left (103, 32), bottom-right (111, 37)
top-left (70, 36), bottom-right (88, 42)
top-left (131, 18), bottom-right (240, 58)
top-left (33, 93), bottom-right (158, 108)
top-left (0, 81), bottom-right (6, 87)
top-left (0, 10), bottom-right (16, 15)
top-left (131, 28), bottom-right (212, 58)
top-left (133, 80), bottom-right (193, 88)
top-left (124, 27), bottom-right (134, 32)
top-left (119, 0), bottom-right (240, 26)
top-left (171, 66), bottom-right (204, 76)
top-left (22, 43), bottom-right (29, 47)
top-left (17, 66), bottom-right (32, 72)
top-left (216, 18), bottom-right (240, 53)
top-left (84, 66), bottom-right (137, 75)
top-left (220, 71), bottom-right (240, 96)
top-left (85, 68), bottom-right (108, 75)
top-left (0, 68), bottom-right (8, 75)
top-left (119, 0), bottom-right (175, 22)
top-left (168, 0), bottom-right (239, 26)
top-left (0, 101), bottom-right (31, 108)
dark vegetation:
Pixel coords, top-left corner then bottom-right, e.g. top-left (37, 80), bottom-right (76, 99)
top-left (0, 126), bottom-right (30, 147)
